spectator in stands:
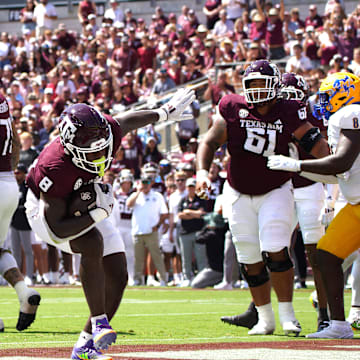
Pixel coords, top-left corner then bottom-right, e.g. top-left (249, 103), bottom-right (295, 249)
top-left (223, 0), bottom-right (247, 23)
top-left (126, 171), bottom-right (168, 286)
top-left (104, 0), bottom-right (124, 24)
top-left (249, 13), bottom-right (266, 43)
top-left (33, 0), bottom-right (58, 38)
top-left (19, 132), bottom-right (39, 170)
top-left (20, 0), bottom-right (37, 36)
top-left (36, 117), bottom-right (55, 151)
top-left (182, 9), bottom-right (200, 39)
top-left (317, 20), bottom-right (338, 67)
top-left (349, 47), bottom-right (360, 76)
top-left (137, 35), bottom-right (156, 77)
top-left (152, 68), bottom-right (176, 96)
top-left (203, 0), bottom-right (224, 30)
top-left (143, 137), bottom-right (163, 164)
top-left (121, 131), bottom-right (143, 179)
top-left (256, 0), bottom-right (286, 60)
top-left (305, 4), bottom-right (323, 29)
top-left (10, 164), bottom-right (34, 285)
top-left (178, 177), bottom-right (208, 287)
top-left (57, 24), bottom-right (77, 51)
top-left (77, 0), bottom-right (96, 27)
top-left (178, 6), bottom-right (190, 28)
top-left (285, 43), bottom-right (313, 74)
top-left (213, 10), bottom-right (234, 40)
top-left (337, 25), bottom-right (360, 61)
top-left (303, 26), bottom-right (320, 69)
top-left (287, 8), bottom-right (305, 38)
top-left (203, 70), bottom-right (235, 108)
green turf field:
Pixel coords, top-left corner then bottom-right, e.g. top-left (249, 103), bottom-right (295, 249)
top-left (0, 286), bottom-right (355, 350)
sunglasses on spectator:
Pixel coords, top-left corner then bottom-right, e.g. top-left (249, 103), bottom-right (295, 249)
top-left (176, 178), bottom-right (186, 182)
top-left (142, 180), bottom-right (152, 184)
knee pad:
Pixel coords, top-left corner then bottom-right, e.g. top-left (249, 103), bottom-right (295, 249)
top-left (0, 249), bottom-right (18, 276)
top-left (239, 263), bottom-right (269, 287)
top-left (262, 247), bottom-right (293, 273)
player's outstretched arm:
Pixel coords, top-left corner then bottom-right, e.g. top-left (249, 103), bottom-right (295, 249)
top-left (268, 130), bottom-right (360, 175)
top-left (116, 88), bottom-right (196, 136)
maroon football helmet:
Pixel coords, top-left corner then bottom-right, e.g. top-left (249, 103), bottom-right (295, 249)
top-left (243, 60), bottom-right (281, 104)
top-left (280, 73), bottom-right (309, 102)
top-left (58, 103), bottom-right (113, 175)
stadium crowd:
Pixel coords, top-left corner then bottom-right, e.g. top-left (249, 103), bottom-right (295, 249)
top-left (1, 0), bottom-right (360, 345)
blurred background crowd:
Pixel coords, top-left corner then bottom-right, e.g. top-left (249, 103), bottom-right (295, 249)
top-left (1, 0), bottom-right (360, 288)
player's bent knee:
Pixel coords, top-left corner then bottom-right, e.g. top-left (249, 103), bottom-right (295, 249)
top-left (70, 227), bottom-right (104, 257)
top-left (240, 263), bottom-right (269, 287)
top-left (262, 247), bottom-right (293, 272)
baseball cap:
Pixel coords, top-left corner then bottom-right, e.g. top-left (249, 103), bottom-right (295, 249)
top-left (168, 13), bottom-right (176, 19)
top-left (249, 42), bottom-right (259, 49)
top-left (253, 14), bottom-right (263, 22)
top-left (197, 24), bottom-right (208, 33)
top-left (88, 14), bottom-right (96, 20)
top-left (309, 4), bottom-right (317, 10)
top-left (295, 28), bottom-right (304, 35)
top-left (146, 136), bottom-right (156, 144)
top-left (44, 87), bottom-right (53, 94)
top-left (269, 8), bottom-right (278, 16)
top-left (186, 177), bottom-right (197, 187)
top-left (306, 25), bottom-right (315, 33)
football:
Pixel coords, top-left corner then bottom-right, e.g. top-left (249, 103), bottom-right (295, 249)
top-left (68, 184), bottom-right (97, 217)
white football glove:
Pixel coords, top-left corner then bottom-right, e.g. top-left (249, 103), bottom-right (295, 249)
top-left (89, 183), bottom-right (114, 223)
top-left (157, 88), bottom-right (196, 122)
top-left (196, 169), bottom-right (212, 200)
top-left (267, 155), bottom-right (302, 172)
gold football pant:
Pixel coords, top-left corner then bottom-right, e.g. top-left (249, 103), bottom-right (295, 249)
top-left (317, 203), bottom-right (360, 259)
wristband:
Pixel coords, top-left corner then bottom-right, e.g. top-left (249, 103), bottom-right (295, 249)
top-left (89, 208), bottom-right (108, 223)
top-left (154, 108), bottom-right (168, 122)
top-left (196, 169), bottom-right (209, 179)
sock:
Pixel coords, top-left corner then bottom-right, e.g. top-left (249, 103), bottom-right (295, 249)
top-left (332, 319), bottom-right (348, 327)
top-left (14, 281), bottom-right (29, 303)
top-left (256, 303), bottom-right (274, 324)
top-left (278, 302), bottom-right (296, 324)
top-left (91, 314), bottom-right (108, 333)
top-left (165, 272), bottom-right (169, 283)
top-left (75, 331), bottom-right (92, 348)
top-left (319, 307), bottom-right (329, 322)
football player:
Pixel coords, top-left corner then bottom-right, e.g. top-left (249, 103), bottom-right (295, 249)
top-left (196, 60), bottom-right (330, 336)
top-left (25, 88), bottom-right (195, 359)
top-left (0, 93), bottom-right (40, 332)
top-left (268, 72), bottom-right (360, 339)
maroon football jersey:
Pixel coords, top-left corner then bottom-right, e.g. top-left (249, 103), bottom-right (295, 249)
top-left (292, 109), bottom-right (327, 189)
top-left (114, 190), bottom-right (134, 220)
top-left (0, 94), bottom-right (13, 172)
top-left (27, 116), bottom-right (122, 199)
top-left (219, 94), bottom-right (307, 195)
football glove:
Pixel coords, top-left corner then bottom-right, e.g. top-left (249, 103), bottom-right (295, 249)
top-left (156, 88), bottom-right (196, 122)
top-left (267, 155), bottom-right (301, 172)
top-left (196, 169), bottom-right (212, 200)
top-left (90, 183), bottom-right (114, 222)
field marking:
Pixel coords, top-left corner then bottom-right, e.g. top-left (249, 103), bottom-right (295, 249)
top-left (0, 336), bottom-right (250, 347)
top-left (1, 348), bottom-right (360, 360)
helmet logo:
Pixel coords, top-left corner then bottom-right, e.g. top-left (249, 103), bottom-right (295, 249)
top-left (333, 76), bottom-right (355, 97)
top-left (60, 116), bottom-right (77, 144)
top-left (80, 191), bottom-right (92, 201)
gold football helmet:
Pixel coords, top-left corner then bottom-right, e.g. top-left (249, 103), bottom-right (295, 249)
top-left (316, 72), bottom-right (360, 119)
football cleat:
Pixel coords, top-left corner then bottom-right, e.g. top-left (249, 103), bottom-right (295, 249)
top-left (16, 289), bottom-right (41, 331)
top-left (248, 319), bottom-right (275, 335)
top-left (214, 281), bottom-right (233, 290)
top-left (282, 320), bottom-right (302, 336)
top-left (71, 339), bottom-right (113, 359)
top-left (347, 308), bottom-right (360, 331)
top-left (317, 320), bottom-right (330, 332)
top-left (92, 318), bottom-right (117, 351)
top-left (306, 320), bottom-right (353, 339)
top-left (221, 302), bottom-right (258, 329)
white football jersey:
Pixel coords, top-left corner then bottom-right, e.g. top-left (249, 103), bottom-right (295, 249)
top-left (328, 104), bottom-right (360, 204)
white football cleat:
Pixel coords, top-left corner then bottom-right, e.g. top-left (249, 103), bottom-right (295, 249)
top-left (306, 320), bottom-right (353, 339)
top-left (248, 320), bottom-right (275, 335)
top-left (347, 308), bottom-right (360, 331)
top-left (282, 320), bottom-right (302, 336)
top-left (214, 282), bottom-right (233, 290)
